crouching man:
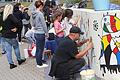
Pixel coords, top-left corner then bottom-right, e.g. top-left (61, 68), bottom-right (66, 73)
top-left (49, 27), bottom-right (93, 80)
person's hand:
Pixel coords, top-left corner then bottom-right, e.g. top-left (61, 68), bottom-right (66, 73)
top-left (46, 33), bottom-right (49, 38)
top-left (77, 15), bottom-right (80, 20)
top-left (11, 27), bottom-right (17, 32)
top-left (87, 37), bottom-right (92, 43)
top-left (62, 27), bottom-right (66, 30)
top-left (84, 39), bottom-right (89, 43)
top-left (87, 42), bottom-right (93, 50)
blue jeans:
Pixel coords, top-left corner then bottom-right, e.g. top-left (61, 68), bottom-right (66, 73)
top-left (0, 33), bottom-right (1, 44)
top-left (55, 36), bottom-right (64, 50)
top-left (1, 37), bottom-right (6, 53)
top-left (34, 33), bottom-right (45, 65)
top-left (4, 38), bottom-right (21, 64)
top-left (45, 40), bottom-right (57, 54)
top-left (0, 34), bottom-right (5, 53)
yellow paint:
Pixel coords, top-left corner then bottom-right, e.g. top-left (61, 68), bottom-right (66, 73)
top-left (115, 17), bottom-right (120, 31)
top-left (115, 42), bottom-right (120, 48)
top-left (102, 36), bottom-right (109, 50)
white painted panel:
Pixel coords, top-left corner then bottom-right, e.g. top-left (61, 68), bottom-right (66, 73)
top-left (71, 9), bottom-right (120, 80)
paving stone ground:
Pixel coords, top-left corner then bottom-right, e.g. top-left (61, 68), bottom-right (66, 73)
top-left (0, 42), bottom-right (53, 80)
top-left (0, 42), bottom-right (105, 80)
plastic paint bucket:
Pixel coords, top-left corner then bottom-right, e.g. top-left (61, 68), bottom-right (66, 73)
top-left (80, 69), bottom-right (96, 80)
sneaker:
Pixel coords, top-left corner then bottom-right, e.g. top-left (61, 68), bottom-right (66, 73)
top-left (18, 58), bottom-right (26, 65)
top-left (2, 52), bottom-right (6, 54)
top-left (18, 42), bottom-right (21, 45)
top-left (10, 64), bottom-right (17, 69)
top-left (18, 42), bottom-right (23, 45)
top-left (2, 51), bottom-right (6, 54)
top-left (37, 64), bottom-right (48, 68)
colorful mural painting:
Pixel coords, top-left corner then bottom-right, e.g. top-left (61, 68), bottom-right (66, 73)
top-left (93, 20), bottom-right (99, 31)
top-left (72, 9), bottom-right (120, 80)
top-left (100, 13), bottom-right (120, 74)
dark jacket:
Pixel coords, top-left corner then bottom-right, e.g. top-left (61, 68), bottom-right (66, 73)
top-left (22, 12), bottom-right (30, 20)
top-left (44, 0), bottom-right (56, 7)
top-left (0, 12), bottom-right (5, 33)
top-left (49, 36), bottom-right (78, 78)
top-left (2, 14), bottom-right (19, 38)
top-left (43, 0), bottom-right (56, 23)
top-left (13, 5), bottom-right (23, 27)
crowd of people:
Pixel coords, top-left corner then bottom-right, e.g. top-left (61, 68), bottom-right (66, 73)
top-left (0, 0), bottom-right (93, 80)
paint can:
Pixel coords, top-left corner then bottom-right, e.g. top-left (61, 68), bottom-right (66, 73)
top-left (92, 0), bottom-right (109, 11)
top-left (80, 69), bottom-right (96, 80)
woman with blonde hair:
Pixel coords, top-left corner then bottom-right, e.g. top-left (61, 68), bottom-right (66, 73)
top-left (2, 4), bottom-right (26, 69)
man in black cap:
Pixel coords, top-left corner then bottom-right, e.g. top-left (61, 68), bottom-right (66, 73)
top-left (49, 27), bottom-right (93, 80)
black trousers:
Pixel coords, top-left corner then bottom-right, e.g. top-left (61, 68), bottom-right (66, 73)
top-left (55, 58), bottom-right (86, 79)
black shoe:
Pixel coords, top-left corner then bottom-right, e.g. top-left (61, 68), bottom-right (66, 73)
top-left (10, 64), bottom-right (17, 69)
top-left (2, 52), bottom-right (6, 54)
top-left (18, 59), bottom-right (26, 65)
top-left (2, 51), bottom-right (6, 54)
top-left (42, 60), bottom-right (46, 63)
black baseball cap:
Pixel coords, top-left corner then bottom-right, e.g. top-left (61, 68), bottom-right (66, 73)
top-left (70, 27), bottom-right (84, 35)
